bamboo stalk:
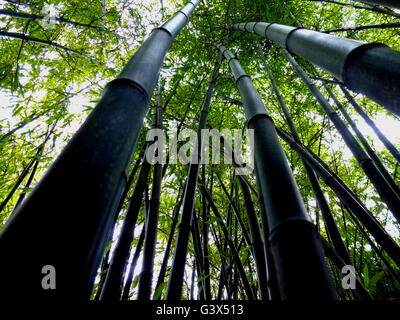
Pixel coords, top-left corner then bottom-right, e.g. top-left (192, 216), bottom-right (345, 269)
top-left (228, 22), bottom-right (400, 117)
top-left (121, 225), bottom-right (146, 300)
top-left (321, 237), bottom-right (373, 300)
top-left (277, 127), bottom-right (400, 269)
top-left (237, 175), bottom-right (269, 300)
top-left (166, 54), bottom-right (222, 300)
top-left (0, 135), bottom-right (49, 215)
top-left (323, 22), bottom-right (400, 34)
top-left (341, 86), bottom-right (400, 164)
top-left (210, 221), bottom-right (230, 299)
top-left (253, 162), bottom-right (280, 300)
top-left (201, 166), bottom-right (212, 300)
top-left (0, 9), bottom-right (116, 32)
top-left (191, 209), bottom-right (206, 300)
top-left (215, 43), bottom-right (336, 299)
top-left (344, 206), bottom-right (400, 285)
top-left (153, 189), bottom-right (183, 299)
top-left (351, 0), bottom-right (400, 9)
top-left (321, 80), bottom-right (400, 195)
top-left (0, 0), bottom-right (200, 298)
top-left (137, 81), bottom-right (165, 300)
top-left (307, 0), bottom-right (400, 18)
top-left (92, 156), bottom-right (142, 299)
top-left (100, 153), bottom-right (151, 300)
top-left (0, 30), bottom-right (98, 62)
top-left (258, 47), bottom-right (352, 265)
top-left (281, 48), bottom-right (400, 224)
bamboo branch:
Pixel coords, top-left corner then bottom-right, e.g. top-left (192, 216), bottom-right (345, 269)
top-left (0, 30), bottom-right (99, 62)
top-left (323, 22), bottom-right (400, 34)
top-left (0, 9), bottom-right (102, 31)
top-left (307, 0), bottom-right (400, 18)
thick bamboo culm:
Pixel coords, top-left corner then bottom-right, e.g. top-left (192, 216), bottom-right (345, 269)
top-left (215, 43), bottom-right (337, 299)
top-left (228, 21), bottom-right (400, 117)
top-left (0, 0), bottom-right (200, 299)
top-left (257, 47), bottom-right (352, 266)
top-left (211, 89), bottom-right (400, 271)
top-left (137, 91), bottom-right (164, 300)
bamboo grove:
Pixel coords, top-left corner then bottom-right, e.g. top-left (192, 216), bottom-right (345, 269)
top-left (0, 0), bottom-right (399, 300)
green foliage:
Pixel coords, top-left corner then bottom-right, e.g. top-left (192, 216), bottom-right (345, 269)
top-left (0, 0), bottom-right (400, 300)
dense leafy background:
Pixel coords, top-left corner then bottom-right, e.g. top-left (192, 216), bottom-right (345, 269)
top-left (0, 0), bottom-right (399, 299)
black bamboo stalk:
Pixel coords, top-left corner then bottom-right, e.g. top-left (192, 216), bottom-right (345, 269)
top-left (227, 193), bottom-right (235, 297)
top-left (217, 268), bottom-right (224, 299)
top-left (215, 43), bottom-right (336, 299)
top-left (153, 189), bottom-right (183, 299)
top-left (246, 248), bottom-right (258, 297)
top-left (92, 156), bottom-right (142, 299)
top-left (341, 86), bottom-right (400, 164)
top-left (323, 22), bottom-right (400, 34)
top-left (281, 48), bottom-right (400, 223)
top-left (351, 0), bottom-right (400, 9)
top-left (114, 156), bottom-right (143, 221)
top-left (10, 157), bottom-right (39, 211)
top-left (228, 22), bottom-right (400, 117)
top-left (121, 225), bottom-right (146, 300)
top-left (258, 47), bottom-right (352, 265)
top-left (11, 115), bottom-right (63, 210)
top-left (276, 127), bottom-right (400, 268)
top-left (0, 111), bottom-right (47, 142)
top-left (137, 116), bottom-right (164, 300)
top-left (100, 151), bottom-right (152, 299)
top-left (307, 0), bottom-right (400, 18)
top-left (322, 238), bottom-right (373, 300)
top-left (201, 166), bottom-right (212, 300)
top-left (198, 179), bottom-right (256, 300)
top-left (0, 143), bottom-right (44, 215)
top-left (321, 80), bottom-right (400, 195)
top-left (102, 154), bottom-right (143, 256)
top-left (191, 209), bottom-right (206, 300)
top-left (252, 162), bottom-right (280, 300)
top-left (236, 175), bottom-right (269, 300)
top-left (0, 0), bottom-right (200, 299)
top-left (166, 54), bottom-right (222, 300)
top-left (190, 256), bottom-right (196, 300)
top-left (94, 249), bottom-right (111, 300)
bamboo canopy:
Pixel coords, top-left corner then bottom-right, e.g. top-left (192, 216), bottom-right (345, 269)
top-left (0, 0), bottom-right (399, 302)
